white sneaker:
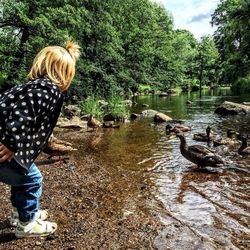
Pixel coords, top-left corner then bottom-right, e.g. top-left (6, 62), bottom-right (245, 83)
top-left (10, 207), bottom-right (49, 226)
top-left (15, 219), bottom-right (57, 238)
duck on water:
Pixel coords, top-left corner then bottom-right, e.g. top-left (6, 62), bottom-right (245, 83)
top-left (176, 132), bottom-right (224, 168)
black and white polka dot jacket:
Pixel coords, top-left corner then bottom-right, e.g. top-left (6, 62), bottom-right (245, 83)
top-left (0, 77), bottom-right (64, 171)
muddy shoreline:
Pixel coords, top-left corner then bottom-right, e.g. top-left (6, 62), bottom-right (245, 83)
top-left (1, 127), bottom-right (249, 249)
top-left (0, 130), bottom-right (161, 249)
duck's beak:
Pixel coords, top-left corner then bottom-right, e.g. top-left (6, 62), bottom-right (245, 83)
top-left (168, 134), bottom-right (177, 139)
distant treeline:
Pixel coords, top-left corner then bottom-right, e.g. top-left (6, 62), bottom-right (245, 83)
top-left (0, 0), bottom-right (249, 98)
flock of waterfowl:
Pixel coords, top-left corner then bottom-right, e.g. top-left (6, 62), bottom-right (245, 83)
top-left (166, 124), bottom-right (250, 168)
top-left (43, 112), bottom-right (250, 169)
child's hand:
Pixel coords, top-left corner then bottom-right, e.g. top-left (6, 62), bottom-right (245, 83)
top-left (0, 143), bottom-right (15, 162)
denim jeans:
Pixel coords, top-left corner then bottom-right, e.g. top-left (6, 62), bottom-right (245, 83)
top-left (0, 160), bottom-right (42, 222)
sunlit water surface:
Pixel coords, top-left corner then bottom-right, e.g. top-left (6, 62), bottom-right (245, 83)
top-left (80, 89), bottom-right (250, 249)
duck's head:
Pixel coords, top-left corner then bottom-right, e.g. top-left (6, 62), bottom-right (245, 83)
top-left (175, 129), bottom-right (183, 138)
top-left (240, 134), bottom-right (248, 141)
top-left (165, 124), bottom-right (173, 130)
top-left (166, 124), bottom-right (174, 135)
top-left (206, 126), bottom-right (212, 136)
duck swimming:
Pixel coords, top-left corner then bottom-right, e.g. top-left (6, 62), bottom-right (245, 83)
top-left (213, 129), bottom-right (237, 147)
top-left (238, 135), bottom-right (250, 156)
top-left (176, 132), bottom-right (224, 167)
top-left (165, 124), bottom-right (191, 135)
top-left (193, 126), bottom-right (213, 142)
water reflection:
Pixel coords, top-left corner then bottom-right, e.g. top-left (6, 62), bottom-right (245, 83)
top-left (90, 90), bottom-right (250, 249)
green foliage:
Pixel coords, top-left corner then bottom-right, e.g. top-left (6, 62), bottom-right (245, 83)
top-left (106, 93), bottom-right (129, 119)
top-left (231, 75), bottom-right (250, 94)
top-left (139, 85), bottom-right (152, 91)
top-left (194, 36), bottom-right (220, 88)
top-left (79, 95), bottom-right (103, 120)
top-left (212, 0), bottom-right (250, 85)
top-left (0, 0), bottom-right (228, 97)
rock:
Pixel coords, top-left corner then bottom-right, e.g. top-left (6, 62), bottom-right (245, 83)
top-left (97, 100), bottom-right (108, 108)
top-left (159, 92), bottom-right (169, 97)
top-left (122, 100), bottom-right (133, 107)
top-left (154, 112), bottom-right (172, 123)
top-left (71, 95), bottom-right (80, 104)
top-left (102, 121), bottom-right (114, 128)
top-left (130, 113), bottom-right (140, 120)
top-left (56, 116), bottom-right (86, 129)
top-left (243, 102), bottom-right (250, 106)
top-left (167, 89), bottom-right (176, 94)
top-left (141, 103), bottom-right (149, 107)
top-left (141, 109), bottom-right (159, 117)
top-left (35, 241), bottom-right (42, 246)
top-left (215, 101), bottom-right (250, 115)
top-left (64, 105), bottom-right (81, 118)
top-left (103, 113), bottom-right (116, 121)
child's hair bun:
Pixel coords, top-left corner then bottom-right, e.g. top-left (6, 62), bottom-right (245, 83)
top-left (66, 40), bottom-right (80, 61)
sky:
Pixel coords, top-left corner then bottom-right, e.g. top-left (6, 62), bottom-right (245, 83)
top-left (153, 0), bottom-right (220, 39)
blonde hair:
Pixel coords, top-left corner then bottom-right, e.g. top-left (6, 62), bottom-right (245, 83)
top-left (28, 41), bottom-right (80, 92)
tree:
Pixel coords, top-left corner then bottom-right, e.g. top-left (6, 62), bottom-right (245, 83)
top-left (211, 0), bottom-right (250, 90)
top-left (0, 0), bottom-right (87, 84)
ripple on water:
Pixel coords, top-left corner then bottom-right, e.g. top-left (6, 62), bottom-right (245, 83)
top-left (91, 92), bottom-right (250, 249)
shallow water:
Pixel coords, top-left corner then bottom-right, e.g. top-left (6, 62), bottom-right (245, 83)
top-left (80, 89), bottom-right (250, 249)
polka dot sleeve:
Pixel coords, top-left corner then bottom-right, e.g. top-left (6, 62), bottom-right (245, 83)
top-left (1, 87), bottom-right (62, 152)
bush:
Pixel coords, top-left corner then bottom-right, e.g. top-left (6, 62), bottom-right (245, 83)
top-left (231, 75), bottom-right (250, 94)
top-left (106, 93), bottom-right (129, 119)
top-left (79, 95), bottom-right (104, 119)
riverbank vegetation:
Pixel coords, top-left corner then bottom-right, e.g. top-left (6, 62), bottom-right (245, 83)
top-left (0, 0), bottom-right (249, 101)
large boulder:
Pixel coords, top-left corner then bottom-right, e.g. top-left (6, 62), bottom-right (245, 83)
top-left (159, 92), bottom-right (169, 97)
top-left (243, 102), bottom-right (250, 106)
top-left (63, 105), bottom-right (81, 118)
top-left (56, 116), bottom-right (86, 129)
top-left (141, 109), bottom-right (158, 117)
top-left (154, 112), bottom-right (172, 123)
top-left (215, 101), bottom-right (250, 115)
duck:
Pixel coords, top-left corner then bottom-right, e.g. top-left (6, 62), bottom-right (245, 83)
top-left (238, 135), bottom-right (250, 155)
top-left (193, 126), bottom-right (213, 142)
top-left (176, 132), bottom-right (224, 167)
top-left (165, 124), bottom-right (191, 135)
top-left (213, 129), bottom-right (237, 147)
top-left (43, 135), bottom-right (77, 161)
top-left (87, 114), bottom-right (102, 131)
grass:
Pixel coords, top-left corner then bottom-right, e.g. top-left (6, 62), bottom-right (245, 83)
top-left (106, 94), bottom-right (129, 119)
top-left (79, 95), bottom-right (103, 119)
top-left (79, 94), bottom-right (129, 121)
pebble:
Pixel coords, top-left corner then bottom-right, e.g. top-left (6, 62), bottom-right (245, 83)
top-left (35, 241), bottom-right (42, 246)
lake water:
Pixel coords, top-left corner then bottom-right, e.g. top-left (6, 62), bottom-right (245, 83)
top-left (84, 89), bottom-right (250, 249)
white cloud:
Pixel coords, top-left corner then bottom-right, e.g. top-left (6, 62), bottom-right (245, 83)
top-left (153, 0), bottom-right (220, 39)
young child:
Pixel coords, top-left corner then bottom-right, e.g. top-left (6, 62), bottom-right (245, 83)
top-left (0, 41), bottom-right (80, 238)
